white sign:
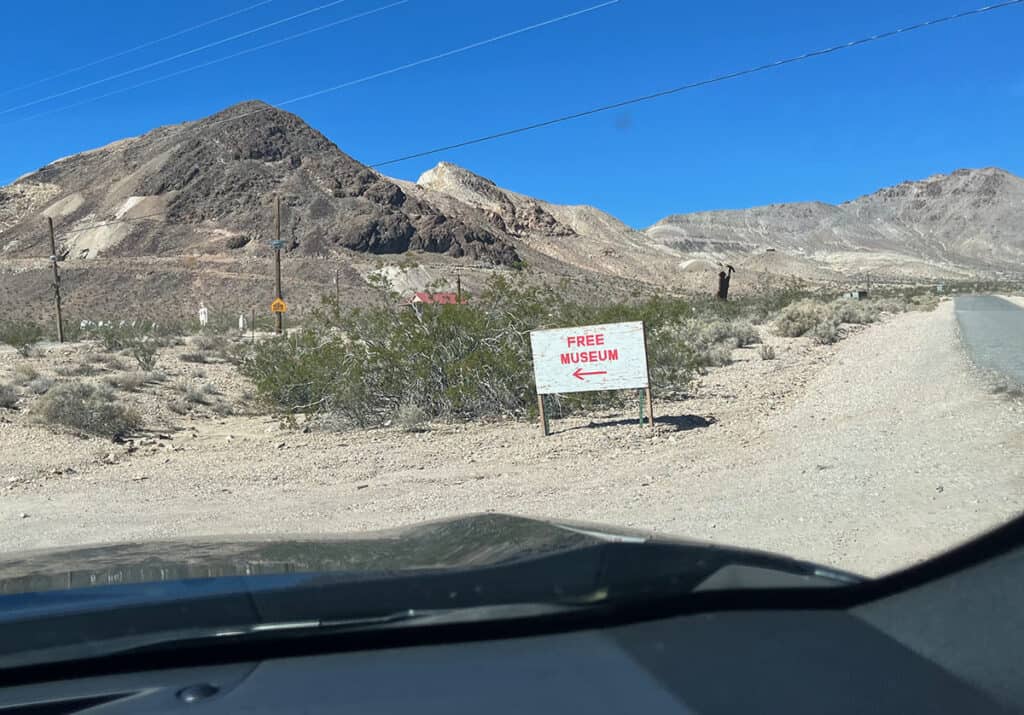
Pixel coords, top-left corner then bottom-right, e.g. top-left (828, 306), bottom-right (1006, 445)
top-left (529, 321), bottom-right (649, 395)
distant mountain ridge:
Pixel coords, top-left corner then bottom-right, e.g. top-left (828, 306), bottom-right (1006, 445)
top-left (645, 167), bottom-right (1024, 273)
top-left (1, 100), bottom-right (1020, 293)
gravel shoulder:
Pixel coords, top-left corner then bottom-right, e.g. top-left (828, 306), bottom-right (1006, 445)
top-left (2, 301), bottom-right (1022, 577)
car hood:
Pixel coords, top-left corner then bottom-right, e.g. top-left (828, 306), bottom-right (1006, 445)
top-left (0, 513), bottom-right (848, 597)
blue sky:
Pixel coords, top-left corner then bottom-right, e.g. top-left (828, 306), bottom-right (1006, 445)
top-left (0, 0), bottom-right (1021, 228)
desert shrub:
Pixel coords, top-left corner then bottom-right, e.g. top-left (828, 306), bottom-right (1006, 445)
top-left (129, 339), bottom-right (159, 371)
top-left (728, 320), bottom-right (761, 347)
top-left (98, 353), bottom-right (129, 371)
top-left (168, 398), bottom-right (190, 415)
top-left (10, 363), bottom-right (39, 386)
top-left (395, 402), bottom-right (428, 432)
top-left (0, 321), bottom-right (44, 357)
top-left (190, 335), bottom-right (229, 353)
top-left (104, 371), bottom-right (147, 392)
top-left (179, 352), bottom-right (210, 364)
top-left (699, 319), bottom-right (759, 347)
top-left (703, 344), bottom-right (735, 367)
top-left (870, 297), bottom-right (909, 314)
top-left (909, 293), bottom-right (939, 311)
top-left (56, 361), bottom-right (101, 377)
top-left (35, 381), bottom-right (141, 438)
top-left (0, 383), bottom-right (18, 409)
top-left (759, 344), bottom-right (776, 361)
top-left (810, 319), bottom-right (841, 345)
top-left (211, 401), bottom-right (234, 417)
top-left (831, 299), bottom-right (878, 325)
top-left (174, 380), bottom-right (213, 405)
top-left (775, 300), bottom-right (832, 338)
top-left (27, 376), bottom-right (54, 394)
top-left (242, 277), bottom-right (699, 426)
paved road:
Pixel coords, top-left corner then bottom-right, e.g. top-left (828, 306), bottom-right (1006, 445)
top-left (954, 296), bottom-right (1024, 385)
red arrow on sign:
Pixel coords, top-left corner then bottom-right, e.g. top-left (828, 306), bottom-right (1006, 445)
top-left (572, 368), bottom-right (608, 380)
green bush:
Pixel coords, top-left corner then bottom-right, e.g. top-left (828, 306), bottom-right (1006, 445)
top-left (35, 381), bottom-right (142, 438)
top-left (130, 339), bottom-right (159, 371)
top-left (241, 277), bottom-right (700, 427)
top-left (832, 299), bottom-right (878, 325)
top-left (775, 300), bottom-right (832, 338)
top-left (0, 321), bottom-right (44, 357)
top-left (810, 319), bottom-right (841, 345)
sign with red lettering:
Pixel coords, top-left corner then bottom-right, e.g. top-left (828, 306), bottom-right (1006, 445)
top-left (529, 321), bottom-right (649, 395)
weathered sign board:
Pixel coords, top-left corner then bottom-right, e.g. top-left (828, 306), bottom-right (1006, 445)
top-left (529, 320), bottom-right (653, 435)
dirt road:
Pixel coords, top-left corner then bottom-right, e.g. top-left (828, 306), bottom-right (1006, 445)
top-left (2, 300), bottom-right (1022, 576)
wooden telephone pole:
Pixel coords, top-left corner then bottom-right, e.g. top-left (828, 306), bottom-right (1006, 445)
top-left (274, 196), bottom-right (283, 335)
top-left (46, 217), bottom-right (65, 343)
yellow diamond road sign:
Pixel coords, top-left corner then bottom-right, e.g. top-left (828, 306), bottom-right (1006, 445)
top-left (270, 298), bottom-right (287, 313)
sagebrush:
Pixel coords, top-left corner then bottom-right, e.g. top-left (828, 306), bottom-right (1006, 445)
top-left (35, 381), bottom-right (141, 438)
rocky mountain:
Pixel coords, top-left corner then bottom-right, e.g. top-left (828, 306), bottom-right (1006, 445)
top-left (1, 100), bottom-right (1019, 324)
top-left (397, 162), bottom-right (685, 286)
top-left (0, 101), bottom-right (518, 265)
top-left (646, 168), bottom-right (1024, 274)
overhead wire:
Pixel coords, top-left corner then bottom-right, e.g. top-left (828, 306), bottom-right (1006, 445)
top-left (17, 0), bottom-right (1021, 236)
top-left (0, 0), bottom-right (274, 99)
top-left (0, 0), bottom-right (355, 117)
top-left (9, 0), bottom-right (410, 125)
top-left (205, 0), bottom-right (621, 128)
top-left (368, 0), bottom-right (1024, 167)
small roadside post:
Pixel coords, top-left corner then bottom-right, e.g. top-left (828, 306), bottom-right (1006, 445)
top-left (46, 217), bottom-right (65, 343)
top-left (272, 196), bottom-right (284, 335)
top-left (529, 320), bottom-right (653, 436)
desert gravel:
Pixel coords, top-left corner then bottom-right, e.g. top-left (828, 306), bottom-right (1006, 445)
top-left (1, 300), bottom-right (1022, 577)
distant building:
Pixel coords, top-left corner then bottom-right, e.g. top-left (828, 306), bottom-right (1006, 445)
top-left (400, 291), bottom-right (467, 307)
top-left (843, 290), bottom-right (869, 301)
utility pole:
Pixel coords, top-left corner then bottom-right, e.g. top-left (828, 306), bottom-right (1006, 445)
top-left (274, 196), bottom-right (283, 335)
top-left (456, 268), bottom-right (462, 304)
top-left (46, 217), bottom-right (65, 343)
top-left (335, 268), bottom-right (340, 305)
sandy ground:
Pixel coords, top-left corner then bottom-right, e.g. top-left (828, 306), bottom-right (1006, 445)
top-left (1, 301), bottom-right (1022, 577)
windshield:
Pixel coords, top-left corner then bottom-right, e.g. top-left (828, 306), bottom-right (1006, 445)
top-left (0, 0), bottom-right (1022, 659)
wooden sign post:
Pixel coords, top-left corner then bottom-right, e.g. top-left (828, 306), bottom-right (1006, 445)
top-left (529, 320), bottom-right (654, 436)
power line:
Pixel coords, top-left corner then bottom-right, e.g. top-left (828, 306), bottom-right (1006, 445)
top-left (208, 0), bottom-right (621, 127)
top-left (10, 1), bottom-right (409, 125)
top-left (0, 1), bottom-right (273, 99)
top-left (8, 1), bottom-right (615, 238)
top-left (18, 0), bottom-right (1018, 238)
top-left (0, 0), bottom-right (355, 117)
top-left (368, 0), bottom-right (1024, 168)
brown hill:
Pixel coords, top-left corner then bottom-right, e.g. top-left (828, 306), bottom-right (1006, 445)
top-left (0, 101), bottom-right (517, 265)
